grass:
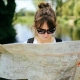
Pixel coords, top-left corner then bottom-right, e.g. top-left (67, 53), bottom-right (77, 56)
top-left (13, 15), bottom-right (34, 27)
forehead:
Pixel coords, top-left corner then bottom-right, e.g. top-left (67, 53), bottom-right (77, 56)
top-left (40, 22), bottom-right (49, 29)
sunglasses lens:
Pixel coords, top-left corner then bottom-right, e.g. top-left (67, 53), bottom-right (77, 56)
top-left (37, 29), bottom-right (45, 34)
top-left (37, 28), bottom-right (55, 34)
top-left (48, 29), bottom-right (55, 34)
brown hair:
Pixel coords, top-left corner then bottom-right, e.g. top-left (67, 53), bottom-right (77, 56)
top-left (33, 2), bottom-right (56, 30)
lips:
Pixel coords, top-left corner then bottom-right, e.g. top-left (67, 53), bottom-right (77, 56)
top-left (44, 37), bottom-right (48, 38)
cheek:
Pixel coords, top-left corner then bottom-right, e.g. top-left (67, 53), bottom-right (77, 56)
top-left (38, 34), bottom-right (43, 37)
top-left (46, 34), bottom-right (53, 38)
top-left (49, 34), bottom-right (53, 36)
top-left (47, 34), bottom-right (52, 38)
top-left (37, 34), bottom-right (44, 38)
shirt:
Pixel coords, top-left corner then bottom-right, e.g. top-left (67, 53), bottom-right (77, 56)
top-left (23, 37), bottom-right (56, 44)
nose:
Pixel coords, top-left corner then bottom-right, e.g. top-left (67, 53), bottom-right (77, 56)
top-left (44, 32), bottom-right (48, 37)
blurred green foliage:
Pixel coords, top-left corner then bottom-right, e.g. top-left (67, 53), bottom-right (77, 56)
top-left (0, 0), bottom-right (80, 44)
top-left (13, 10), bottom-right (35, 27)
top-left (13, 0), bottom-right (80, 41)
top-left (74, 18), bottom-right (80, 27)
top-left (73, 1), bottom-right (80, 18)
top-left (13, 16), bottom-right (34, 27)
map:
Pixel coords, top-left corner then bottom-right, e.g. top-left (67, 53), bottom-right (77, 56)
top-left (0, 41), bottom-right (80, 80)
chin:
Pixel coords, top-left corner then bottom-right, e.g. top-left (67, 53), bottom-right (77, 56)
top-left (42, 37), bottom-right (49, 40)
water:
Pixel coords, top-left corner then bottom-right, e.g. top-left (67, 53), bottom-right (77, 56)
top-left (14, 24), bottom-right (33, 43)
top-left (61, 35), bottom-right (71, 41)
top-left (14, 24), bottom-right (71, 43)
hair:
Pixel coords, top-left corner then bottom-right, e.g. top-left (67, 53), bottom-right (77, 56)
top-left (32, 2), bottom-right (56, 35)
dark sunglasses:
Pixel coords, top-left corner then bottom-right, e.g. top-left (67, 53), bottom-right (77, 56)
top-left (37, 28), bottom-right (56, 34)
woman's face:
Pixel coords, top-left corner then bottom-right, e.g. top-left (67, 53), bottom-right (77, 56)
top-left (36, 22), bottom-right (53, 41)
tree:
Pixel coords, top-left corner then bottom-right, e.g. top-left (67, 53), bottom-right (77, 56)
top-left (73, 1), bottom-right (80, 18)
top-left (61, 0), bottom-right (75, 17)
top-left (0, 0), bottom-right (16, 44)
top-left (50, 0), bottom-right (63, 16)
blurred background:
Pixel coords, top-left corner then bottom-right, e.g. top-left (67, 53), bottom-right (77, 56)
top-left (0, 0), bottom-right (80, 44)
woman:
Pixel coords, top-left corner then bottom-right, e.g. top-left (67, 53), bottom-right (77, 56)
top-left (24, 2), bottom-right (62, 44)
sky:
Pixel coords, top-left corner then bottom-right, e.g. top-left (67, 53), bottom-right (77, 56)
top-left (15, 0), bottom-right (36, 12)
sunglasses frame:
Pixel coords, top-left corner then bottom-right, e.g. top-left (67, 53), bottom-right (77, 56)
top-left (37, 28), bottom-right (56, 34)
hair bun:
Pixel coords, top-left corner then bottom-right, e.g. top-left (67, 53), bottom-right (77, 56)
top-left (38, 3), bottom-right (51, 9)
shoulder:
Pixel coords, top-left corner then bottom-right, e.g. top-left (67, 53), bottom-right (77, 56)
top-left (23, 37), bottom-right (34, 43)
top-left (55, 38), bottom-right (62, 42)
top-left (27, 37), bottom-right (34, 43)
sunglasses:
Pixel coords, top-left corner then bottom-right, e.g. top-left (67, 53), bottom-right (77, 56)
top-left (37, 28), bottom-right (55, 34)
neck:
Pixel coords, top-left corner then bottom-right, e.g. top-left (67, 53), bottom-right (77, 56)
top-left (36, 36), bottom-right (54, 43)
